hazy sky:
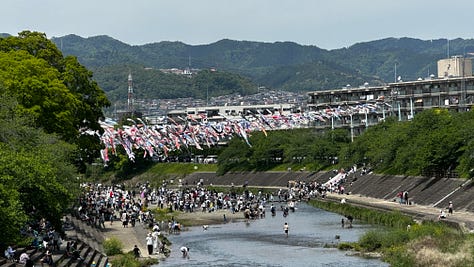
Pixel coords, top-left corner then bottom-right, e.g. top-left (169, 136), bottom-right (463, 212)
top-left (3, 0), bottom-right (474, 49)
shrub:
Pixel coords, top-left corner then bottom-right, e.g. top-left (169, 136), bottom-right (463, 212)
top-left (359, 230), bottom-right (384, 251)
top-left (338, 242), bottom-right (356, 250)
top-left (383, 245), bottom-right (415, 267)
top-left (103, 237), bottom-right (124, 256)
top-left (109, 252), bottom-right (159, 267)
top-left (139, 256), bottom-right (159, 266)
top-left (380, 229), bottom-right (410, 248)
top-left (110, 253), bottom-right (141, 267)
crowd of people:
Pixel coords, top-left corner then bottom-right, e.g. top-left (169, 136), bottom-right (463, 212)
top-left (6, 163), bottom-right (461, 264)
top-left (3, 217), bottom-right (63, 266)
top-left (73, 168), bottom-right (359, 233)
top-left (69, 166), bottom-right (371, 262)
top-left (3, 166), bottom-right (363, 264)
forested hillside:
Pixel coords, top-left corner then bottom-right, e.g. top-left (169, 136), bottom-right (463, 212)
top-left (93, 65), bottom-right (258, 101)
top-left (51, 34), bottom-right (474, 102)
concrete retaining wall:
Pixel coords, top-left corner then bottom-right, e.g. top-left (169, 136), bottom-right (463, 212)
top-left (181, 171), bottom-right (474, 213)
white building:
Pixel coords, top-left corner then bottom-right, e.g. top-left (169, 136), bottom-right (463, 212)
top-left (437, 56), bottom-right (472, 78)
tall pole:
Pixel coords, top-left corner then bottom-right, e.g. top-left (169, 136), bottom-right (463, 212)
top-left (127, 72), bottom-right (134, 114)
top-left (350, 113), bottom-right (354, 142)
top-left (398, 102), bottom-right (402, 121)
top-left (447, 39), bottom-right (450, 58)
top-left (365, 109), bottom-right (368, 129)
top-left (394, 63), bottom-right (397, 83)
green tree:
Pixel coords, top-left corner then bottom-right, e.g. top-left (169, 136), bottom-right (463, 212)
top-left (337, 109), bottom-right (474, 178)
top-left (392, 109), bottom-right (461, 176)
top-left (0, 50), bottom-right (80, 139)
top-left (452, 111), bottom-right (474, 178)
top-left (0, 95), bottom-right (77, 244)
top-left (217, 138), bottom-right (253, 174)
top-left (0, 31), bottom-right (110, 168)
top-left (0, 151), bottom-right (28, 246)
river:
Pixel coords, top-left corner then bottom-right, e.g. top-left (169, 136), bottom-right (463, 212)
top-left (155, 202), bottom-right (389, 267)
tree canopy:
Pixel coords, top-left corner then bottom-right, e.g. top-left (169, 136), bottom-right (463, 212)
top-left (217, 128), bottom-right (349, 174)
top-left (0, 95), bottom-right (77, 246)
top-left (0, 31), bottom-right (110, 166)
top-left (93, 65), bottom-right (258, 104)
top-left (216, 109), bottom-right (474, 179)
top-left (339, 109), bottom-right (474, 178)
top-left (0, 31), bottom-right (110, 246)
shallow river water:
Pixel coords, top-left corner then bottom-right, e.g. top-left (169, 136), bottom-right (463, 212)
top-left (155, 202), bottom-right (389, 267)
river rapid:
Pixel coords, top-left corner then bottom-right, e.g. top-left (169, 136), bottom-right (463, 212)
top-left (155, 202), bottom-right (388, 267)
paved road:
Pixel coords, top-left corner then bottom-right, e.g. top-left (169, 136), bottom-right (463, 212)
top-left (325, 192), bottom-right (474, 232)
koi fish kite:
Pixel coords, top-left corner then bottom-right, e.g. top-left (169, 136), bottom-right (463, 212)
top-left (83, 104), bottom-right (383, 164)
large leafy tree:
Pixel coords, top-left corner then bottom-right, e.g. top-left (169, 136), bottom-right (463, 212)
top-left (217, 128), bottom-right (349, 174)
top-left (338, 108), bottom-right (474, 178)
top-left (0, 31), bottom-right (110, 165)
top-left (0, 50), bottom-right (80, 139)
top-left (0, 95), bottom-right (77, 245)
top-left (0, 31), bottom-right (110, 246)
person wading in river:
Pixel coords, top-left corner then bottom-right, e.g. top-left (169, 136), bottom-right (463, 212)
top-left (180, 246), bottom-right (189, 259)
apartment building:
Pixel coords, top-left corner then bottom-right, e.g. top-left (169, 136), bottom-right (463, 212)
top-left (307, 64), bottom-right (474, 137)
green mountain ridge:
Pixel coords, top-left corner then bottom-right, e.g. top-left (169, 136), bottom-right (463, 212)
top-left (49, 34), bottom-right (474, 102)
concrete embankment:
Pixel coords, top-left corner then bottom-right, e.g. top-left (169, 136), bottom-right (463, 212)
top-left (181, 171), bottom-right (474, 230)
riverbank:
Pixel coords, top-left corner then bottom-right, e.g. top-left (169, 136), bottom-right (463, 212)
top-left (181, 171), bottom-right (474, 231)
top-left (99, 170), bottom-right (474, 266)
top-left (157, 202), bottom-right (389, 267)
top-left (323, 192), bottom-right (474, 232)
top-left (99, 204), bottom-right (246, 264)
top-left (308, 198), bottom-right (474, 267)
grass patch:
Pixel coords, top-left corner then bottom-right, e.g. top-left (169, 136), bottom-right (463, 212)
top-left (308, 199), bottom-right (414, 229)
top-left (110, 252), bottom-right (159, 267)
top-left (309, 199), bottom-right (474, 266)
top-left (147, 163), bottom-right (217, 175)
top-left (103, 237), bottom-right (124, 256)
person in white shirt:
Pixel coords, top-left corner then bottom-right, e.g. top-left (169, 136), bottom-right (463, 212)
top-left (19, 252), bottom-right (30, 264)
top-left (146, 233), bottom-right (154, 255)
top-left (438, 210), bottom-right (447, 220)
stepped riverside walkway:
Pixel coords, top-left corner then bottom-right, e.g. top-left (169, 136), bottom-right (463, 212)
top-left (181, 171), bottom-right (474, 231)
top-left (0, 217), bottom-right (108, 267)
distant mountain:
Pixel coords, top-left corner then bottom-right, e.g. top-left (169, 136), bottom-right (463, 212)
top-left (51, 35), bottom-right (474, 102)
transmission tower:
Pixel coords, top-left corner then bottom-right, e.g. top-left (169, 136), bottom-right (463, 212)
top-left (127, 72), bottom-right (134, 113)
